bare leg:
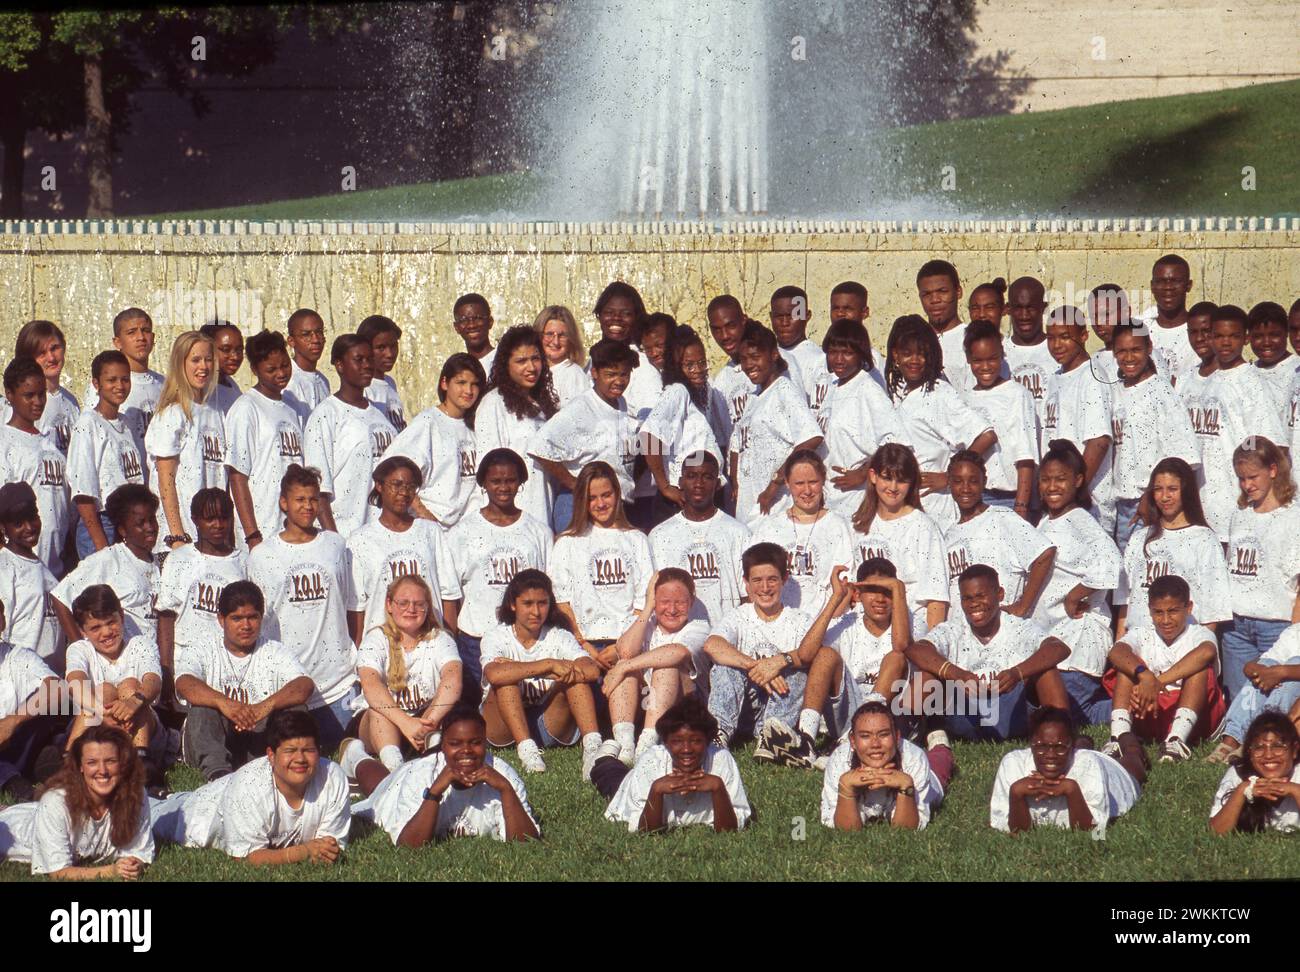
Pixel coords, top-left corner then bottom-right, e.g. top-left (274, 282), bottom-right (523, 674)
top-left (1030, 668), bottom-right (1070, 709)
top-left (607, 675), bottom-right (640, 728)
top-left (559, 683), bottom-right (600, 737)
top-left (644, 667), bottom-right (683, 733)
top-left (483, 686), bottom-right (530, 747)
top-left (875, 652), bottom-right (909, 709)
top-left (802, 648), bottom-right (844, 717)
top-left (540, 688), bottom-right (576, 744)
top-left (360, 709), bottom-right (403, 755)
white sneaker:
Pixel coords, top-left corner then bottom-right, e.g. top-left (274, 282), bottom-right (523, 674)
top-left (1159, 737), bottom-right (1192, 763)
top-left (617, 743), bottom-right (635, 767)
top-left (1100, 737), bottom-right (1122, 759)
top-left (516, 739), bottom-right (546, 773)
top-left (595, 738), bottom-right (622, 764)
top-left (581, 736), bottom-right (603, 781)
top-left (634, 731), bottom-right (658, 763)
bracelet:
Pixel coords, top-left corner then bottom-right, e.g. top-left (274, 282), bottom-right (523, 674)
top-left (1015, 664), bottom-right (1024, 684)
top-left (245, 530), bottom-right (263, 543)
top-left (837, 785), bottom-right (858, 800)
top-left (939, 661), bottom-right (951, 679)
top-left (163, 533), bottom-right (192, 546)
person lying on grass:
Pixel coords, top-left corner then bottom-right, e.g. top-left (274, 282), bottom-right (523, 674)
top-left (1103, 574), bottom-right (1223, 765)
top-left (150, 709), bottom-right (350, 866)
top-left (821, 700), bottom-right (942, 831)
top-left (592, 694), bottom-right (750, 833)
top-left (347, 706), bottom-right (538, 846)
top-left (1206, 621), bottom-right (1300, 765)
top-left (765, 559), bottom-right (909, 769)
top-left (479, 568), bottom-right (603, 778)
top-left (991, 706), bottom-right (1144, 838)
top-left (1210, 711), bottom-right (1300, 834)
top-left (0, 725), bottom-right (153, 879)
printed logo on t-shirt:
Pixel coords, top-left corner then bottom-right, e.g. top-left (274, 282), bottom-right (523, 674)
top-left (386, 557), bottom-right (422, 583)
top-left (1230, 540), bottom-right (1260, 579)
top-left (1111, 417), bottom-right (1124, 446)
top-left (737, 424), bottom-right (751, 453)
top-left (858, 541), bottom-right (889, 564)
top-left (191, 579), bottom-right (228, 616)
top-left (811, 381), bottom-right (830, 412)
top-left (278, 427), bottom-right (303, 460)
top-left (947, 546), bottom-right (971, 581)
top-left (119, 447), bottom-right (144, 482)
top-left (393, 685), bottom-right (428, 712)
top-left (38, 457), bottom-right (64, 487)
top-left (1012, 367), bottom-right (1045, 402)
top-left (589, 550), bottom-right (630, 588)
top-left (730, 392), bottom-right (750, 422)
top-left (44, 592), bottom-right (57, 620)
top-left (1043, 400), bottom-right (1059, 435)
top-left (371, 429), bottom-right (395, 458)
top-left (54, 423), bottom-right (71, 453)
top-left (684, 542), bottom-right (721, 583)
top-left (789, 544), bottom-right (815, 578)
top-left (388, 405), bottom-right (406, 432)
top-left (750, 640), bottom-right (780, 659)
top-left (1187, 401), bottom-right (1221, 437)
top-left (459, 448), bottom-right (478, 479)
top-left (1142, 558), bottom-right (1171, 591)
top-left (288, 569), bottom-right (330, 603)
top-left (201, 433), bottom-right (223, 464)
top-left (485, 548), bottom-right (525, 588)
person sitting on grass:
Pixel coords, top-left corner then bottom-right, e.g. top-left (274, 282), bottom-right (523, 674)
top-left (905, 564), bottom-right (1072, 742)
top-left (1207, 622), bottom-right (1300, 765)
top-left (338, 574), bottom-right (462, 774)
top-left (769, 560), bottom-right (909, 770)
top-left (1209, 711), bottom-right (1300, 834)
top-left (346, 706), bottom-right (538, 845)
top-left (991, 706), bottom-right (1144, 839)
top-left (151, 709), bottom-right (350, 866)
top-left (591, 695), bottom-right (750, 833)
top-left (821, 699), bottom-right (943, 831)
top-left (63, 586), bottom-right (165, 786)
top-left (174, 580), bottom-right (315, 782)
top-left (602, 568), bottom-right (711, 765)
top-left (0, 725), bottom-right (153, 879)
top-left (1103, 574), bottom-right (1224, 764)
top-left (703, 541), bottom-right (812, 758)
top-left (479, 569), bottom-right (604, 778)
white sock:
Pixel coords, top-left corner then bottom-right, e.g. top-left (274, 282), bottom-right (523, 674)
top-left (1168, 707), bottom-right (1197, 744)
top-left (378, 745), bottom-right (404, 772)
top-left (613, 722), bottom-right (636, 750)
top-left (517, 738), bottom-right (541, 758)
top-left (1110, 709), bottom-right (1133, 738)
top-left (797, 708), bottom-right (820, 738)
top-left (582, 731), bottom-right (603, 750)
top-left (339, 739), bottom-right (367, 777)
top-left (636, 727), bottom-right (659, 750)
top-left (926, 729), bottom-right (950, 750)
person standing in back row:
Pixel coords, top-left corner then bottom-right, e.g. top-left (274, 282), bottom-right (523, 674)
top-left (283, 309), bottom-right (331, 420)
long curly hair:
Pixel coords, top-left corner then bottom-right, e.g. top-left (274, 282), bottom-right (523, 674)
top-left (660, 324), bottom-right (711, 412)
top-left (487, 325), bottom-right (558, 422)
top-left (47, 725), bottom-right (145, 849)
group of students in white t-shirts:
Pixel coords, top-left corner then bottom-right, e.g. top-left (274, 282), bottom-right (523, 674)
top-left (2, 257), bottom-right (1300, 877)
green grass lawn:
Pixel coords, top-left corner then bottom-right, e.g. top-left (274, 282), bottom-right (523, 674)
top-left (145, 80), bottom-right (1300, 222)
top-left (4, 726), bottom-right (1295, 882)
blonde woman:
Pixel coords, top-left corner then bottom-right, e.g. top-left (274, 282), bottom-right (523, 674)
top-left (339, 574), bottom-right (463, 774)
top-left (145, 331), bottom-right (228, 550)
top-left (532, 305), bottom-right (590, 407)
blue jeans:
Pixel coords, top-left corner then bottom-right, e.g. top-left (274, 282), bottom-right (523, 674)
top-left (311, 695), bottom-right (355, 754)
top-left (456, 631), bottom-right (483, 706)
top-left (708, 664), bottom-right (807, 742)
top-left (74, 511), bottom-right (116, 559)
top-left (1223, 655), bottom-right (1300, 741)
top-left (1220, 615), bottom-right (1291, 702)
top-left (946, 681), bottom-right (1033, 741)
top-left (1114, 497), bottom-right (1141, 551)
top-left (1060, 670), bottom-right (1112, 727)
top-left (551, 490), bottom-right (574, 533)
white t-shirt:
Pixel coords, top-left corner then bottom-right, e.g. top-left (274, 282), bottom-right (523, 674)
top-left (824, 609), bottom-right (901, 690)
top-left (818, 369), bottom-right (901, 513)
top-left (154, 545), bottom-right (248, 659)
top-left (1090, 347), bottom-right (1119, 384)
top-left (604, 743), bottom-right (751, 832)
top-left (892, 380), bottom-right (992, 531)
top-left (0, 548), bottom-right (64, 666)
top-left (0, 641), bottom-right (56, 719)
top-left (710, 602), bottom-right (812, 660)
top-left (210, 379), bottom-right (242, 416)
top-left (223, 389), bottom-right (304, 541)
top-left (303, 396), bottom-right (397, 538)
top-left (639, 383), bottom-right (727, 488)
top-left (144, 401), bottom-right (228, 545)
top-left (750, 508), bottom-right (855, 616)
top-left (1111, 372), bottom-right (1200, 501)
top-left (1045, 362), bottom-right (1114, 516)
top-left (477, 623), bottom-right (587, 704)
top-left (1140, 312), bottom-right (1201, 382)
top-left (648, 510), bottom-right (750, 624)
top-left (924, 611), bottom-right (1047, 677)
top-left (819, 737), bottom-right (941, 829)
top-left (990, 748), bottom-right (1139, 838)
top-left (352, 751), bottom-right (537, 843)
top-left (639, 612), bottom-right (712, 681)
top-left (65, 634), bottom-right (160, 688)
top-left (13, 385), bottom-right (79, 456)
top-left (1210, 765), bottom-right (1300, 833)
top-left (1260, 623), bottom-right (1300, 665)
top-left (550, 358), bottom-right (591, 407)
top-left (1253, 360), bottom-right (1294, 427)
top-left (345, 517), bottom-right (462, 636)
top-left (936, 322), bottom-right (1005, 394)
top-left (1118, 623), bottom-right (1218, 688)
top-left (85, 368), bottom-right (163, 465)
top-left (382, 406), bottom-right (478, 528)
top-left (1033, 507), bottom-right (1122, 627)
top-left (174, 635), bottom-right (307, 705)
top-left (0, 787), bottom-right (154, 874)
top-left (854, 508), bottom-right (949, 634)
top-left (944, 506), bottom-right (1053, 610)
top-left (1050, 612), bottom-right (1114, 677)
top-left (354, 628), bottom-right (461, 713)
top-left (1005, 338), bottom-right (1057, 434)
top-left (286, 360), bottom-right (331, 418)
top-left (53, 543), bottom-right (160, 641)
top-left (1116, 525), bottom-right (1232, 630)
top-left (528, 388), bottom-right (639, 503)
top-left (712, 359), bottom-right (757, 434)
top-left (1226, 503), bottom-right (1300, 620)
top-left (247, 531), bottom-right (355, 706)
top-left (65, 408), bottom-right (145, 508)
top-left (621, 346), bottom-right (663, 421)
top-left (473, 390), bottom-right (551, 526)
top-left (550, 526), bottom-right (653, 641)
top-left (1284, 367), bottom-right (1300, 458)
top-left (365, 375), bottom-right (406, 432)
top-left (966, 379), bottom-right (1039, 493)
top-left (1195, 364), bottom-right (1287, 539)
top-left (448, 509), bottom-right (552, 638)
top-left (781, 338), bottom-right (833, 413)
top-left (730, 374), bottom-right (821, 527)
top-left (0, 425), bottom-right (71, 576)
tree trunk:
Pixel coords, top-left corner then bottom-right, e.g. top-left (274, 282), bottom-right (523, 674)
top-left (0, 114), bottom-right (26, 220)
top-left (83, 51), bottom-right (113, 217)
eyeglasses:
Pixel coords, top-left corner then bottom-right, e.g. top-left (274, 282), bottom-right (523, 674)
top-left (1249, 740), bottom-right (1292, 754)
top-left (1030, 742), bottom-right (1071, 755)
top-left (391, 599), bottom-right (427, 611)
top-left (382, 480), bottom-right (418, 493)
top-left (455, 314), bottom-right (488, 325)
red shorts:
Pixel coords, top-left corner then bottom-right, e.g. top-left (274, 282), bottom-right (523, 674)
top-left (1101, 664), bottom-right (1226, 742)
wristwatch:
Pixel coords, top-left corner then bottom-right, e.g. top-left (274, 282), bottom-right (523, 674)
top-left (897, 785), bottom-right (916, 798)
top-left (783, 651), bottom-right (797, 669)
top-left (1134, 663), bottom-right (1149, 678)
top-left (422, 787), bottom-right (443, 804)
top-left (163, 533), bottom-right (192, 546)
